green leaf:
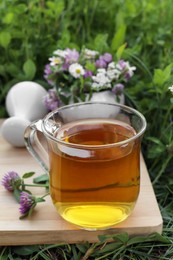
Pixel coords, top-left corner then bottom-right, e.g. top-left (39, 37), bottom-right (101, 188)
top-left (22, 172), bottom-right (35, 179)
top-left (1, 253), bottom-right (15, 260)
top-left (113, 232), bottom-right (129, 243)
top-left (146, 137), bottom-right (164, 146)
top-left (127, 233), bottom-right (171, 246)
top-left (98, 232), bottom-right (129, 244)
top-left (111, 25), bottom-right (126, 51)
top-left (0, 31), bottom-right (11, 48)
top-left (28, 203), bottom-right (37, 216)
top-left (163, 63), bottom-right (172, 81)
top-left (23, 59), bottom-right (36, 80)
top-left (153, 69), bottom-right (164, 86)
top-left (170, 97), bottom-right (173, 104)
top-left (76, 243), bottom-right (90, 253)
top-left (147, 136), bottom-right (166, 158)
top-left (57, 30), bottom-right (71, 49)
top-left (148, 145), bottom-right (166, 159)
top-left (13, 245), bottom-right (40, 256)
top-left (85, 62), bottom-right (96, 72)
top-left (35, 197), bottom-right (46, 203)
top-left (116, 43), bottom-right (127, 60)
top-left (46, 0), bottom-right (65, 17)
top-left (5, 62), bottom-right (20, 77)
top-left (153, 64), bottom-right (172, 86)
top-left (14, 3), bottom-right (27, 13)
top-left (71, 244), bottom-right (79, 259)
top-left (33, 174), bottom-right (49, 184)
top-left (97, 241), bottom-right (123, 254)
top-left (2, 12), bottom-right (14, 24)
top-left (94, 34), bottom-right (108, 53)
top-left (116, 10), bottom-right (125, 28)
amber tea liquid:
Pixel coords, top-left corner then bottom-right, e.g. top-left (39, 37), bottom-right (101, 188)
top-left (49, 119), bottom-right (140, 230)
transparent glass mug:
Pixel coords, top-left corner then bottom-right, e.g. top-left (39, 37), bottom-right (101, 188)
top-left (24, 102), bottom-right (147, 230)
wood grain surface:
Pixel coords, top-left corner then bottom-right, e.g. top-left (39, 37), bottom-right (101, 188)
top-left (0, 119), bottom-right (163, 246)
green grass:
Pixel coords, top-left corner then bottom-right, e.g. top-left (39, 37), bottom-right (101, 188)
top-left (0, 0), bottom-right (173, 258)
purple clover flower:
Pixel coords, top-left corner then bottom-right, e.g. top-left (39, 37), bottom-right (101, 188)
top-left (62, 49), bottom-right (80, 70)
top-left (84, 70), bottom-right (93, 78)
top-left (102, 53), bottom-right (113, 63)
top-left (117, 59), bottom-right (127, 70)
top-left (65, 48), bottom-right (80, 65)
top-left (1, 171), bottom-right (21, 191)
top-left (124, 71), bottom-right (131, 81)
top-left (112, 83), bottom-right (124, 95)
top-left (116, 60), bottom-right (136, 81)
top-left (44, 64), bottom-right (52, 75)
top-left (19, 191), bottom-right (35, 215)
top-left (44, 64), bottom-right (54, 86)
top-left (95, 57), bottom-right (107, 68)
top-left (95, 53), bottom-right (113, 68)
top-left (43, 89), bottom-right (59, 111)
top-left (62, 62), bottom-right (70, 70)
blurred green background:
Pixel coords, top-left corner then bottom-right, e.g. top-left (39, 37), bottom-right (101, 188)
top-left (1, 0), bottom-right (173, 111)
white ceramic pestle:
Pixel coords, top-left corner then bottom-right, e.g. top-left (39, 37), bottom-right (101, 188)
top-left (1, 81), bottom-right (48, 147)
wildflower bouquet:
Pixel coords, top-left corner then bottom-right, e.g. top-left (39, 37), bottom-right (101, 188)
top-left (43, 47), bottom-right (136, 111)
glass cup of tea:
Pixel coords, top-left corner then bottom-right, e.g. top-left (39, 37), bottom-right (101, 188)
top-left (24, 102), bottom-right (147, 230)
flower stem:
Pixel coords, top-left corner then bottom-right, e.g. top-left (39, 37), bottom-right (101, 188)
top-left (24, 183), bottom-right (49, 188)
top-left (41, 192), bottom-right (50, 199)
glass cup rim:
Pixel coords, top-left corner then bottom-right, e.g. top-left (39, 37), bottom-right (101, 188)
top-left (42, 101), bottom-right (147, 149)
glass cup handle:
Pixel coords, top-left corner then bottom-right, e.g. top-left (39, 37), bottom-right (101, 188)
top-left (24, 119), bottom-right (49, 174)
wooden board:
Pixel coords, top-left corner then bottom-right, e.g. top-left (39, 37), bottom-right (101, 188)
top-left (0, 119), bottom-right (163, 246)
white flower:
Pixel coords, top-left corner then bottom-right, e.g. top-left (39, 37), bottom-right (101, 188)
top-left (69, 63), bottom-right (85, 78)
top-left (107, 62), bottom-right (121, 79)
top-left (107, 64), bottom-right (121, 80)
top-left (107, 69), bottom-right (119, 80)
top-left (92, 69), bottom-right (111, 91)
top-left (168, 85), bottom-right (173, 93)
top-left (108, 62), bottom-right (116, 69)
top-left (91, 82), bottom-right (102, 91)
top-left (83, 48), bottom-right (99, 59)
top-left (92, 73), bottom-right (110, 85)
top-left (116, 61), bottom-right (136, 76)
top-left (49, 56), bottom-right (63, 66)
top-left (91, 82), bottom-right (111, 91)
top-left (53, 49), bottom-right (68, 58)
top-left (97, 68), bottom-right (107, 75)
top-left (127, 65), bottom-right (136, 77)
